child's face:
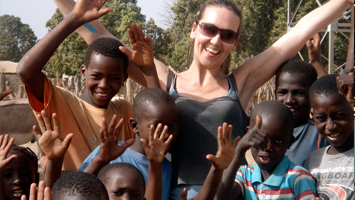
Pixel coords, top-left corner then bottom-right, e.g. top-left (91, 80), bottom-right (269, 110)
top-left (276, 72), bottom-right (311, 127)
top-left (250, 116), bottom-right (292, 174)
top-left (137, 103), bottom-right (179, 150)
top-left (81, 54), bottom-right (127, 108)
top-left (1, 151), bottom-right (37, 200)
top-left (104, 168), bottom-right (145, 200)
top-left (312, 94), bottom-right (354, 149)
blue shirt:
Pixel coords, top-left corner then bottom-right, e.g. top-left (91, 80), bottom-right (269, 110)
top-left (235, 156), bottom-right (317, 200)
top-left (79, 142), bottom-right (172, 200)
top-left (286, 119), bottom-right (329, 166)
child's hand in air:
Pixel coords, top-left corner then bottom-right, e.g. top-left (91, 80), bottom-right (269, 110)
top-left (337, 73), bottom-right (354, 106)
top-left (141, 123), bottom-right (173, 164)
top-left (237, 115), bottom-right (269, 153)
top-left (119, 23), bottom-right (155, 70)
top-left (0, 134), bottom-right (16, 171)
top-left (34, 110), bottom-right (73, 161)
top-left (21, 181), bottom-right (51, 200)
top-left (96, 115), bottom-right (134, 164)
top-left (206, 123), bottom-right (240, 170)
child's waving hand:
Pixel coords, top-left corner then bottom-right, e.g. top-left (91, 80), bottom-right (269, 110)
top-left (21, 181), bottom-right (51, 200)
top-left (34, 110), bottom-right (73, 161)
top-left (141, 123), bottom-right (173, 164)
top-left (206, 123), bottom-right (240, 170)
top-left (119, 23), bottom-right (155, 70)
top-left (0, 134), bottom-right (17, 171)
top-left (71, 0), bottom-right (113, 24)
top-left (96, 115), bottom-right (134, 164)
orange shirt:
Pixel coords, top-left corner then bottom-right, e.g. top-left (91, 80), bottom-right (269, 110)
top-left (26, 76), bottom-right (134, 170)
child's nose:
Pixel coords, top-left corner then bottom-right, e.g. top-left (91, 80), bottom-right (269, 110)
top-left (12, 177), bottom-right (23, 185)
top-left (98, 79), bottom-right (109, 89)
top-left (284, 93), bottom-right (294, 104)
top-left (326, 119), bottom-right (337, 132)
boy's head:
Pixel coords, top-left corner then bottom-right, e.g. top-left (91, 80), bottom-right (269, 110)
top-left (51, 171), bottom-right (109, 200)
top-left (80, 37), bottom-right (129, 108)
top-left (1, 145), bottom-right (38, 200)
top-left (275, 60), bottom-right (318, 127)
top-left (249, 101), bottom-right (294, 174)
top-left (98, 163), bottom-right (145, 200)
top-left (310, 74), bottom-right (354, 151)
top-left (130, 88), bottom-right (178, 150)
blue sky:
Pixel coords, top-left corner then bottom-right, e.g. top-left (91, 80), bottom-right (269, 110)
top-left (0, 0), bottom-right (170, 39)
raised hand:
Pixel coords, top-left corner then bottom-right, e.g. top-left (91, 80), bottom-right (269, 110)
top-left (141, 124), bottom-right (173, 164)
top-left (34, 110), bottom-right (73, 161)
top-left (71, 0), bottom-right (113, 24)
top-left (206, 123), bottom-right (239, 170)
top-left (307, 33), bottom-right (322, 64)
top-left (0, 89), bottom-right (13, 100)
top-left (119, 23), bottom-right (155, 70)
top-left (96, 115), bottom-right (134, 164)
top-left (0, 134), bottom-right (17, 171)
top-left (337, 73), bottom-right (354, 106)
top-left (237, 115), bottom-right (269, 152)
top-left (21, 181), bottom-right (51, 200)
top-left (179, 188), bottom-right (188, 200)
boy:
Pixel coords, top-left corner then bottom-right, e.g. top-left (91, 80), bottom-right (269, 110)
top-left (51, 171), bottom-right (109, 200)
top-left (78, 88), bottom-right (178, 200)
top-left (17, 0), bottom-right (155, 170)
top-left (217, 101), bottom-right (317, 200)
top-left (275, 60), bottom-right (328, 166)
top-left (304, 74), bottom-right (354, 200)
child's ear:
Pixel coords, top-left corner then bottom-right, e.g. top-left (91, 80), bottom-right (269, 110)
top-left (129, 118), bottom-right (139, 136)
top-left (123, 73), bottom-right (128, 86)
top-left (80, 65), bottom-right (86, 81)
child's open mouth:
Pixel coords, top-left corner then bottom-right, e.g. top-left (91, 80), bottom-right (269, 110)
top-left (12, 189), bottom-right (24, 197)
top-left (260, 156), bottom-right (271, 163)
top-left (327, 132), bottom-right (340, 140)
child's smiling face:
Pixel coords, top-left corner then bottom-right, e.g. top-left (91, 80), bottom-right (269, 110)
top-left (81, 54), bottom-right (127, 108)
top-left (1, 151), bottom-right (37, 200)
top-left (312, 93), bottom-right (354, 153)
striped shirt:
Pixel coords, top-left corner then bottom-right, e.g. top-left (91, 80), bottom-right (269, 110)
top-left (235, 156), bottom-right (317, 200)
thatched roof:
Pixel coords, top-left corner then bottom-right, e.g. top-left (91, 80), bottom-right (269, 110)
top-left (0, 61), bottom-right (17, 73)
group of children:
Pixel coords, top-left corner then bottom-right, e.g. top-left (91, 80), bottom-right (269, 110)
top-left (0, 0), bottom-right (354, 199)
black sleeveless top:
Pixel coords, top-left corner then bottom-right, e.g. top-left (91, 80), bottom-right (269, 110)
top-left (166, 70), bottom-right (249, 186)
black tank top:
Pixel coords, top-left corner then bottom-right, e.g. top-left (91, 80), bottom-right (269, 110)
top-left (167, 70), bottom-right (249, 186)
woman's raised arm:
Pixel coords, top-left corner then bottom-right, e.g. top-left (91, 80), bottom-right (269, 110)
top-left (234, 0), bottom-right (353, 110)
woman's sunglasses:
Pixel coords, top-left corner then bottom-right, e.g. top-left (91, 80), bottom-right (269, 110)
top-left (196, 21), bottom-right (238, 44)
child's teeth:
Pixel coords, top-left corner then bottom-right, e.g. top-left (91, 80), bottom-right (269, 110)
top-left (290, 108), bottom-right (295, 112)
top-left (98, 93), bottom-right (108, 97)
top-left (206, 47), bottom-right (220, 54)
top-left (329, 133), bottom-right (340, 138)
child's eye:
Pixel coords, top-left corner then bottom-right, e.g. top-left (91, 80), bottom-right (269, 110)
top-left (91, 74), bottom-right (100, 78)
top-left (170, 124), bottom-right (178, 128)
top-left (113, 191), bottom-right (123, 196)
top-left (275, 139), bottom-right (283, 144)
top-left (276, 91), bottom-right (286, 95)
top-left (133, 193), bottom-right (142, 198)
top-left (111, 77), bottom-right (121, 81)
top-left (2, 172), bottom-right (13, 178)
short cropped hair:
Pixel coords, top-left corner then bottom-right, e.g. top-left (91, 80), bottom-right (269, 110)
top-left (98, 162), bottom-right (145, 191)
top-left (10, 144), bottom-right (38, 172)
top-left (275, 60), bottom-right (318, 88)
top-left (51, 171), bottom-right (109, 200)
top-left (133, 88), bottom-right (175, 121)
top-left (251, 101), bottom-right (294, 135)
top-left (310, 74), bottom-right (339, 99)
top-left (84, 37), bottom-right (128, 73)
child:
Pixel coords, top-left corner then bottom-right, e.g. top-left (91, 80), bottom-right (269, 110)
top-left (217, 101), bottom-right (317, 200)
top-left (304, 74), bottom-right (354, 200)
top-left (275, 60), bottom-right (328, 166)
top-left (78, 88), bottom-right (178, 200)
top-left (51, 171), bottom-right (109, 200)
top-left (97, 163), bottom-right (146, 200)
top-left (0, 135), bottom-right (39, 200)
top-left (17, 0), bottom-right (156, 170)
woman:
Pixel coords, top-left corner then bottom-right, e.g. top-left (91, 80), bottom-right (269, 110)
top-left (53, 0), bottom-right (352, 199)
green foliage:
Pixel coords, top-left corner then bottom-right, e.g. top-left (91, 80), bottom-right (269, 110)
top-left (0, 15), bottom-right (37, 62)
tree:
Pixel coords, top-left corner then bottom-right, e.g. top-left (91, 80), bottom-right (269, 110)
top-left (0, 15), bottom-right (37, 62)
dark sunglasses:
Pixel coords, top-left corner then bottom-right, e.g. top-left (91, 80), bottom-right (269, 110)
top-left (196, 21), bottom-right (238, 44)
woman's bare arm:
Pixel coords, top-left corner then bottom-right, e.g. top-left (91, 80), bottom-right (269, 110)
top-left (234, 0), bottom-right (353, 110)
